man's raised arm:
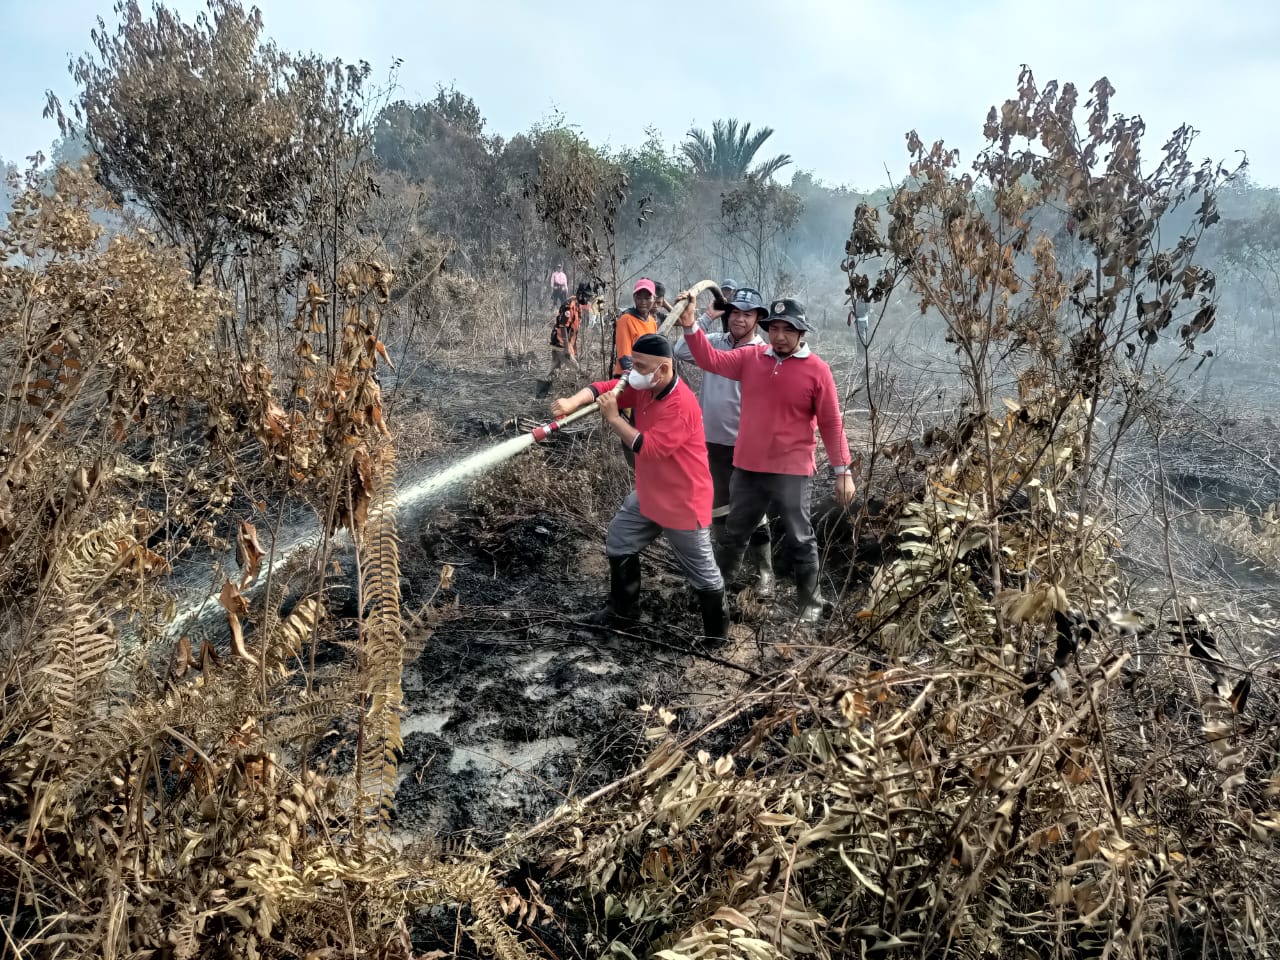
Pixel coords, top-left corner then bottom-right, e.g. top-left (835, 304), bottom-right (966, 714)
top-left (675, 292), bottom-right (749, 380)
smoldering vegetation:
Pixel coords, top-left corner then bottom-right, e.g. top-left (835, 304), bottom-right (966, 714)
top-left (4, 2), bottom-right (1280, 958)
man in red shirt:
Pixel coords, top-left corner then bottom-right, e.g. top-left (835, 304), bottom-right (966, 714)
top-left (676, 295), bottom-right (856, 621)
top-left (550, 334), bottom-right (726, 642)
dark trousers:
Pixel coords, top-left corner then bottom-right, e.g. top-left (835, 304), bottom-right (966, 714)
top-left (544, 346), bottom-right (578, 380)
top-left (706, 442), bottom-right (736, 522)
top-left (708, 442), bottom-right (771, 547)
top-left (605, 492), bottom-right (722, 591)
top-left (723, 469), bottom-right (816, 573)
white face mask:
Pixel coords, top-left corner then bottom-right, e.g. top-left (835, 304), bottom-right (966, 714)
top-left (626, 369), bottom-right (656, 390)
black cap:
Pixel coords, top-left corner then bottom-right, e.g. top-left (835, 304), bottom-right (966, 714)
top-left (720, 278), bottom-right (738, 292)
top-left (725, 287), bottom-right (768, 318)
top-left (761, 297), bottom-right (811, 333)
top-left (632, 333), bottom-right (673, 358)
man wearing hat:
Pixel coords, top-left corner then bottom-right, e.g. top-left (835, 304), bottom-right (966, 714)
top-left (698, 278), bottom-right (738, 332)
top-left (613, 278), bottom-right (660, 376)
top-left (550, 334), bottom-right (727, 642)
top-left (674, 285), bottom-right (775, 596)
top-left (676, 294), bottom-right (855, 621)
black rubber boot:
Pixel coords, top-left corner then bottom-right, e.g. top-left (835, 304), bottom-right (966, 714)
top-left (714, 543), bottom-right (746, 590)
top-left (586, 554), bottom-right (641, 625)
top-left (696, 588), bottom-right (729, 644)
top-left (534, 379), bottom-right (552, 399)
top-left (794, 567), bottom-right (825, 623)
top-left (747, 538), bottom-right (775, 599)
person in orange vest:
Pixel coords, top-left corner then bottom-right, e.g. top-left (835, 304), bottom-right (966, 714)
top-left (535, 282), bottom-right (590, 398)
top-left (612, 278), bottom-right (660, 467)
top-left (550, 334), bottom-right (726, 643)
top-left (613, 278), bottom-right (659, 376)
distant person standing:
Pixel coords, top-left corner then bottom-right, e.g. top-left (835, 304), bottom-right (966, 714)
top-left (550, 265), bottom-right (569, 308)
top-left (535, 282), bottom-right (591, 398)
top-left (676, 294), bottom-right (855, 622)
top-left (653, 282), bottom-right (672, 324)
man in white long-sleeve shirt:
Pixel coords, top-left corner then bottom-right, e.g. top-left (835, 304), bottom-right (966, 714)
top-left (674, 286), bottom-right (775, 596)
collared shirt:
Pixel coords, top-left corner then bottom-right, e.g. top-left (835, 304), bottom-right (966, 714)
top-left (681, 326), bottom-right (851, 477)
top-left (674, 329), bottom-right (764, 446)
top-left (764, 342), bottom-right (812, 360)
top-left (589, 374), bottom-right (713, 530)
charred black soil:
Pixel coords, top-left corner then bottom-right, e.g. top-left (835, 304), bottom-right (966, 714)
top-left (380, 354), bottom-right (874, 844)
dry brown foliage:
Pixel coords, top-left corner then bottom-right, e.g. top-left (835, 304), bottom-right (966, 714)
top-left (0, 164), bottom-right (533, 958)
top-left (6, 25), bottom-right (1280, 959)
top-left (525, 71), bottom-right (1280, 960)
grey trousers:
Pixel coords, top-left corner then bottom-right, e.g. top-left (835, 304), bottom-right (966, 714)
top-left (605, 491), bottom-right (724, 591)
top-left (723, 469), bottom-right (817, 573)
top-left (544, 346), bottom-right (578, 380)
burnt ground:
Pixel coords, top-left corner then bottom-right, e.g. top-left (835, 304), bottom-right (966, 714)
top-left (173, 343), bottom-right (1280, 849)
top-left (379, 352), bottom-right (875, 845)
top-left (150, 339), bottom-right (1280, 955)
top-left (378, 343), bottom-right (1280, 955)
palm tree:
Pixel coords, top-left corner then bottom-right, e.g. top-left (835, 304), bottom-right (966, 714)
top-left (681, 119), bottom-right (792, 182)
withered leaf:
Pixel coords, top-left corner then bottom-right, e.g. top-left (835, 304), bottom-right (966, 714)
top-left (218, 579), bottom-right (249, 618)
top-left (171, 635), bottom-right (192, 679)
top-left (263, 401), bottom-right (288, 439)
top-left (1229, 675), bottom-right (1252, 715)
top-left (373, 338), bottom-right (395, 371)
top-left (236, 520), bottom-right (265, 587)
top-left (218, 582), bottom-right (257, 667)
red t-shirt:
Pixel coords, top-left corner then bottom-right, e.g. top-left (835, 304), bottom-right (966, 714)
top-left (681, 326), bottom-right (851, 476)
top-left (591, 376), bottom-right (713, 530)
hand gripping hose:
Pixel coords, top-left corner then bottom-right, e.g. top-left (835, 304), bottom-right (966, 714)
top-left (529, 279), bottom-right (724, 442)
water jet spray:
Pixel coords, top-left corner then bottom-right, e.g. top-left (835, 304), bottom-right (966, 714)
top-left (167, 281), bottom-right (723, 633)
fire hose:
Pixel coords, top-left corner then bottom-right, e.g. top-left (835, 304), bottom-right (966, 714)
top-left (529, 278), bottom-right (724, 442)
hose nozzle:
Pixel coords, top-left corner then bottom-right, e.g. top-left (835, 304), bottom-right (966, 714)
top-left (531, 419), bottom-right (561, 443)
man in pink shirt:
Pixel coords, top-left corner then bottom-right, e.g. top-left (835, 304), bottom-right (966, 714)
top-left (676, 295), bottom-right (855, 621)
top-left (550, 265), bottom-right (568, 308)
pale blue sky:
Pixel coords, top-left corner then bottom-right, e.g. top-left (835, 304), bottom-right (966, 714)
top-left (3, 0), bottom-right (1278, 187)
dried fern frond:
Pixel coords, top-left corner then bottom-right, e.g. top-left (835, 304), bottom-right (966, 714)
top-left (356, 445), bottom-right (404, 835)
